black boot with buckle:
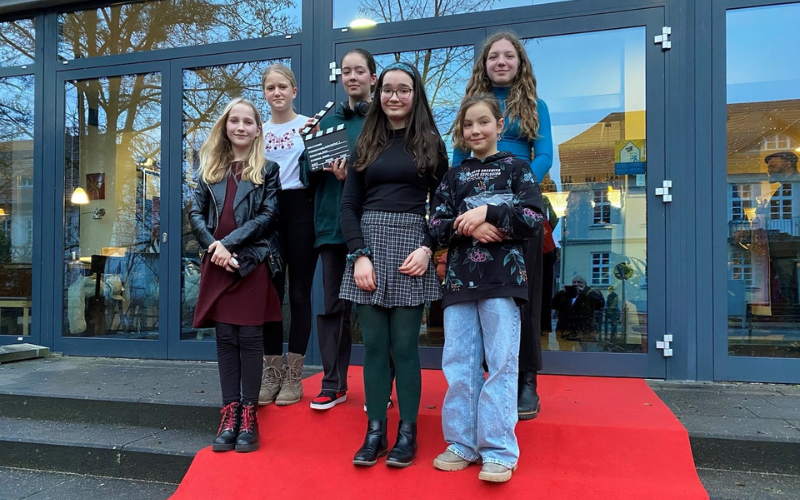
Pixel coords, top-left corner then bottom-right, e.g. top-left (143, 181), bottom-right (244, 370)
top-left (235, 402), bottom-right (259, 452)
top-left (353, 419), bottom-right (388, 466)
top-left (212, 401), bottom-right (240, 452)
top-left (386, 420), bottom-right (417, 468)
top-left (517, 370), bottom-right (541, 420)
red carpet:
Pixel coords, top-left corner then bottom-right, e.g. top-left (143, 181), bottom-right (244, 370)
top-left (171, 368), bottom-right (708, 500)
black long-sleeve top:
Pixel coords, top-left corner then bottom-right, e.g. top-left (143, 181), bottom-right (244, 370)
top-left (339, 128), bottom-right (450, 253)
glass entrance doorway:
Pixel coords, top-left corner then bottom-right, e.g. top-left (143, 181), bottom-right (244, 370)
top-left (336, 7), bottom-right (670, 377)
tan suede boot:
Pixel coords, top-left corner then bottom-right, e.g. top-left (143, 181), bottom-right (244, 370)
top-left (258, 354), bottom-right (283, 406)
top-left (275, 352), bottom-right (304, 406)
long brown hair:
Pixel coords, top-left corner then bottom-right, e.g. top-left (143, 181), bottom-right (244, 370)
top-left (353, 62), bottom-right (442, 177)
top-left (197, 98), bottom-right (266, 185)
top-left (464, 31), bottom-right (540, 140)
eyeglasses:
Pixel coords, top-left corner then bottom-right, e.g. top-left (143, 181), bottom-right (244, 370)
top-left (379, 87), bottom-right (413, 101)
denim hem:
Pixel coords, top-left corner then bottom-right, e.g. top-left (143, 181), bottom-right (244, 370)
top-left (482, 457), bottom-right (517, 469)
top-left (447, 444), bottom-right (480, 462)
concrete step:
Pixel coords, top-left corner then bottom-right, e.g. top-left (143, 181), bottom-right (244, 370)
top-left (0, 416), bottom-right (208, 483)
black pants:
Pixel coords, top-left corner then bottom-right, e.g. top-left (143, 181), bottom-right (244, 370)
top-left (520, 228), bottom-right (544, 372)
top-left (216, 322), bottom-right (263, 405)
top-left (317, 244), bottom-right (352, 392)
top-left (540, 250), bottom-right (558, 334)
top-left (275, 189), bottom-right (319, 355)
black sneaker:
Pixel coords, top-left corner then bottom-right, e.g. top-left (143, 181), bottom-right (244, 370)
top-left (310, 390), bottom-right (347, 410)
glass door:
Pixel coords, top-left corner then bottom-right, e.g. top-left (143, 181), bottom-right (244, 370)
top-left (336, 7), bottom-right (670, 378)
top-left (54, 62), bottom-right (170, 358)
top-left (713, 0), bottom-right (800, 382)
top-left (167, 47), bottom-right (302, 360)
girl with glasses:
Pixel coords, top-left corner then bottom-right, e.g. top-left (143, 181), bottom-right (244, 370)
top-left (340, 61), bottom-right (448, 468)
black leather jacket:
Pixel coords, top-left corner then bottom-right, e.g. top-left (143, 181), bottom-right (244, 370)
top-left (188, 161), bottom-right (283, 276)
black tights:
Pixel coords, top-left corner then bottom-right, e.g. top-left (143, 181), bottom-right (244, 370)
top-left (216, 322), bottom-right (263, 405)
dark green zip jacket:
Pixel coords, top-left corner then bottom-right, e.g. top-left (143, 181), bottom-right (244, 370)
top-left (300, 105), bottom-right (366, 247)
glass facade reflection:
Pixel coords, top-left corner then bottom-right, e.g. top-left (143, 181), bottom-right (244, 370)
top-left (726, 4), bottom-right (800, 358)
top-left (0, 19), bottom-right (35, 67)
top-left (59, 0), bottom-right (301, 60)
top-left (334, 0), bottom-right (576, 28)
top-left (63, 73), bottom-right (162, 339)
top-left (525, 28), bottom-right (648, 354)
top-left (0, 76), bottom-right (34, 336)
top-left (180, 59), bottom-right (290, 341)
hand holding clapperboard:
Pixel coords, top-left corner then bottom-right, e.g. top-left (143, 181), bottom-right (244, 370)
top-left (302, 101), bottom-right (351, 172)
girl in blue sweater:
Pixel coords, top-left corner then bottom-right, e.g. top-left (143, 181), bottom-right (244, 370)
top-left (453, 32), bottom-right (553, 420)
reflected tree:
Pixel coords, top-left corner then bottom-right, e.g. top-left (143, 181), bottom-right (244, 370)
top-left (356, 0), bottom-right (496, 22)
top-left (0, 19), bottom-right (35, 67)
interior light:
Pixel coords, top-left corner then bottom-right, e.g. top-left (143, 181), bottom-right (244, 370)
top-left (349, 18), bottom-right (377, 29)
top-left (71, 187), bottom-right (90, 205)
top-left (0, 208), bottom-right (6, 216)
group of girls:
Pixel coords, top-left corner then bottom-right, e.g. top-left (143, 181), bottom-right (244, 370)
top-left (188, 31), bottom-right (552, 483)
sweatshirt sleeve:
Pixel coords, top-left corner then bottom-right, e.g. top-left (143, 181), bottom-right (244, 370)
top-left (484, 160), bottom-right (544, 240)
top-left (339, 149), bottom-right (367, 253)
top-left (428, 171), bottom-right (458, 248)
top-left (423, 141), bottom-right (451, 249)
top-left (530, 99), bottom-right (553, 182)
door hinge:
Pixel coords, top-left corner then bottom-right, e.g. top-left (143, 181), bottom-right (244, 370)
top-left (655, 180), bottom-right (672, 203)
top-left (162, 232), bottom-right (168, 243)
top-left (329, 61), bottom-right (341, 82)
top-left (655, 26), bottom-right (672, 50)
top-left (656, 334), bottom-right (673, 357)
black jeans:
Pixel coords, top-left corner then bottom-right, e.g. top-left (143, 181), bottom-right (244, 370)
top-left (520, 228), bottom-right (544, 372)
top-left (316, 244), bottom-right (352, 392)
top-left (216, 322), bottom-right (263, 405)
top-left (276, 189), bottom-right (319, 355)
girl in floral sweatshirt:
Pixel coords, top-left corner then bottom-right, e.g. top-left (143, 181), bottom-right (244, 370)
top-left (428, 94), bottom-right (543, 482)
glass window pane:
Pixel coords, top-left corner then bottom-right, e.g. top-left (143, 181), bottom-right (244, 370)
top-left (180, 58), bottom-right (289, 341)
top-left (59, 1), bottom-right (301, 60)
top-left (726, 4), bottom-right (800, 358)
top-left (0, 19), bottom-right (35, 67)
top-left (63, 73), bottom-right (162, 339)
top-left (334, 0), bottom-right (576, 28)
top-left (526, 28), bottom-right (648, 353)
top-left (0, 75), bottom-right (34, 336)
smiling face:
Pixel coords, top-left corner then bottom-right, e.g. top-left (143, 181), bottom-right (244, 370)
top-left (263, 72), bottom-right (297, 114)
top-left (341, 52), bottom-right (376, 102)
top-left (486, 38), bottom-right (520, 87)
top-left (380, 70), bottom-right (414, 129)
top-left (225, 103), bottom-right (261, 158)
top-left (462, 102), bottom-right (503, 160)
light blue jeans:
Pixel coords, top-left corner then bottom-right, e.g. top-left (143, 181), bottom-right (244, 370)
top-left (441, 298), bottom-right (520, 468)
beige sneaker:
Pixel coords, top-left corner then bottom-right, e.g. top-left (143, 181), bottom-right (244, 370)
top-left (433, 450), bottom-right (474, 471)
top-left (275, 352), bottom-right (304, 406)
top-left (478, 462), bottom-right (517, 483)
top-left (258, 355), bottom-right (283, 406)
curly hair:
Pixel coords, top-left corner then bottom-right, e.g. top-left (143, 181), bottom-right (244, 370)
top-left (463, 31), bottom-right (540, 140)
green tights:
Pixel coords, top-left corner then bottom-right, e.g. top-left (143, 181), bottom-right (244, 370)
top-left (356, 304), bottom-right (424, 422)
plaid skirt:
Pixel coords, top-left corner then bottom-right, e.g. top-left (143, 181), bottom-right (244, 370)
top-left (340, 211), bottom-right (442, 307)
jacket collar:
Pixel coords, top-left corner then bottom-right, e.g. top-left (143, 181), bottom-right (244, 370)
top-left (461, 150), bottom-right (515, 165)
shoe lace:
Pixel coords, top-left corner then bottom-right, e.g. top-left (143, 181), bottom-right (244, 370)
top-left (240, 404), bottom-right (256, 433)
top-left (218, 402), bottom-right (239, 434)
top-left (264, 364), bottom-right (282, 382)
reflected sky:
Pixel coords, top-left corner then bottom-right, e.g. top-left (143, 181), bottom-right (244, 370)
top-left (727, 3), bottom-right (800, 104)
top-left (334, 0), bottom-right (575, 27)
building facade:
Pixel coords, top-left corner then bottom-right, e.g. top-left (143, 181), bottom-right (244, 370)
top-left (0, 0), bottom-right (798, 383)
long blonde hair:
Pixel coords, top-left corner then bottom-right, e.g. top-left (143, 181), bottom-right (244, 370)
top-left (463, 31), bottom-right (540, 140)
top-left (197, 98), bottom-right (266, 185)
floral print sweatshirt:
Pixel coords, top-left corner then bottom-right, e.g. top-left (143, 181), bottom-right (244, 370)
top-left (429, 151), bottom-right (544, 307)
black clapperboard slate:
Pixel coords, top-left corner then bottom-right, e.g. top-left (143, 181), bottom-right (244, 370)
top-left (304, 125), bottom-right (350, 172)
top-left (301, 101), bottom-right (350, 172)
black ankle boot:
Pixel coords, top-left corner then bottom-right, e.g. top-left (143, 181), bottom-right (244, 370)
top-left (212, 401), bottom-right (240, 452)
top-left (353, 419), bottom-right (388, 466)
top-left (386, 420), bottom-right (417, 468)
top-left (517, 370), bottom-right (541, 420)
top-left (235, 402), bottom-right (259, 452)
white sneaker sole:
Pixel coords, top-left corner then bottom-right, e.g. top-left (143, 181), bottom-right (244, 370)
top-left (310, 394), bottom-right (347, 410)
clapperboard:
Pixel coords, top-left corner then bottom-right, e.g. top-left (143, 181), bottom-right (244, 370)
top-left (304, 107), bottom-right (351, 171)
